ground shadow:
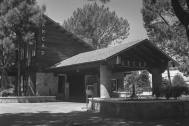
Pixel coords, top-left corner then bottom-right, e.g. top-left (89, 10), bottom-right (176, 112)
top-left (57, 97), bottom-right (87, 103)
top-left (0, 110), bottom-right (189, 126)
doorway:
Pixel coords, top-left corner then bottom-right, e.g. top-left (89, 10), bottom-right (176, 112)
top-left (85, 75), bottom-right (94, 90)
top-left (58, 74), bottom-right (67, 94)
top-left (85, 75), bottom-right (94, 99)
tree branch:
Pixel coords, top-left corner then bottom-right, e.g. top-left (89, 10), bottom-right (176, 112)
top-left (186, 0), bottom-right (189, 10)
top-left (171, 0), bottom-right (189, 27)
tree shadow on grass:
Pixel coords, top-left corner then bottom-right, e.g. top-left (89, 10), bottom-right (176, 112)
top-left (0, 111), bottom-right (189, 126)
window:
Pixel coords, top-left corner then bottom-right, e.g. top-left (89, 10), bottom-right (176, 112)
top-left (32, 42), bottom-right (36, 56)
top-left (111, 79), bottom-right (117, 92)
top-left (25, 44), bottom-right (31, 67)
top-left (21, 48), bottom-right (24, 60)
top-left (26, 56), bottom-right (31, 67)
top-left (24, 46), bottom-right (27, 59)
top-left (26, 45), bottom-right (29, 58)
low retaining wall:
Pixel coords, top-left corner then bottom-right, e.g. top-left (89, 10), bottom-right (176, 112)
top-left (88, 98), bottom-right (189, 119)
top-left (0, 96), bottom-right (56, 103)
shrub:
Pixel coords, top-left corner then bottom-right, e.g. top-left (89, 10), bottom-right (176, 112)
top-left (138, 71), bottom-right (151, 87)
top-left (181, 86), bottom-right (189, 95)
top-left (172, 85), bottom-right (183, 98)
top-left (0, 90), bottom-right (8, 97)
top-left (161, 78), bottom-right (172, 99)
top-left (172, 74), bottom-right (187, 99)
top-left (172, 74), bottom-right (186, 86)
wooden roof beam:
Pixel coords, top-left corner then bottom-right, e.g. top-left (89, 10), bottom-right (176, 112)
top-left (140, 48), bottom-right (159, 62)
top-left (136, 53), bottom-right (154, 63)
top-left (130, 44), bottom-right (142, 60)
top-left (144, 43), bottom-right (168, 62)
top-left (128, 49), bottom-right (153, 63)
top-left (125, 50), bottom-right (144, 61)
top-left (46, 22), bottom-right (53, 26)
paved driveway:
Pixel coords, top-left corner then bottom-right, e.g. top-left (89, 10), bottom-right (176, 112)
top-left (0, 102), bottom-right (189, 126)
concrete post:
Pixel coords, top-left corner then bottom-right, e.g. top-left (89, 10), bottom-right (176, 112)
top-left (152, 68), bottom-right (162, 97)
top-left (100, 65), bottom-right (112, 98)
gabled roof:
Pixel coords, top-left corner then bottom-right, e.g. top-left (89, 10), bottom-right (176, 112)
top-left (49, 39), bottom-right (178, 69)
top-left (44, 14), bottom-right (95, 50)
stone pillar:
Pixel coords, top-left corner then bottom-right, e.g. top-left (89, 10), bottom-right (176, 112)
top-left (100, 65), bottom-right (112, 98)
top-left (152, 68), bottom-right (162, 97)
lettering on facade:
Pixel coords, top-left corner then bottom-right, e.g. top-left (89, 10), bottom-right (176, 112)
top-left (41, 20), bottom-right (46, 43)
top-left (42, 37), bottom-right (45, 41)
top-left (42, 44), bottom-right (45, 48)
top-left (116, 58), bottom-right (147, 68)
top-left (41, 51), bottom-right (45, 55)
top-left (133, 61), bottom-right (135, 66)
top-left (42, 29), bottom-right (45, 34)
top-left (139, 62), bottom-right (141, 67)
top-left (41, 20), bottom-right (46, 55)
top-left (144, 62), bottom-right (146, 67)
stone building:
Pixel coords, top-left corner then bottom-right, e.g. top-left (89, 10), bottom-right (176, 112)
top-left (8, 15), bottom-right (94, 97)
top-left (46, 39), bottom-right (178, 98)
top-left (8, 15), bottom-right (178, 99)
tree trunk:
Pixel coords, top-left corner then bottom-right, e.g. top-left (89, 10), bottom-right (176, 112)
top-left (172, 0), bottom-right (189, 40)
top-left (167, 67), bottom-right (172, 85)
top-left (1, 68), bottom-right (8, 89)
top-left (130, 82), bottom-right (138, 98)
top-left (17, 41), bottom-right (21, 96)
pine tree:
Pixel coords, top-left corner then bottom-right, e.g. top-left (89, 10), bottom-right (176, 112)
top-left (63, 2), bottom-right (130, 49)
top-left (142, 0), bottom-right (189, 76)
top-left (0, 0), bottom-right (45, 95)
top-left (0, 37), bottom-right (15, 89)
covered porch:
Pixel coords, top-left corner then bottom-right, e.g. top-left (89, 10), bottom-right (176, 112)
top-left (46, 39), bottom-right (178, 99)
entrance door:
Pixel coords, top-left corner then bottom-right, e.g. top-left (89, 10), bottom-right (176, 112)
top-left (85, 75), bottom-right (94, 98)
top-left (58, 75), bottom-right (66, 94)
top-left (85, 75), bottom-right (94, 89)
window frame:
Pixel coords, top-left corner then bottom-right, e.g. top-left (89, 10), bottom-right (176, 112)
top-left (32, 42), bottom-right (36, 56)
top-left (111, 79), bottom-right (118, 92)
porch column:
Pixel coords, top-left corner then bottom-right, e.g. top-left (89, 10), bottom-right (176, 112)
top-left (152, 68), bottom-right (162, 97)
top-left (100, 65), bottom-right (112, 98)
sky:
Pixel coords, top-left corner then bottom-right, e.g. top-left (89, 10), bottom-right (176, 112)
top-left (36, 0), bottom-right (148, 43)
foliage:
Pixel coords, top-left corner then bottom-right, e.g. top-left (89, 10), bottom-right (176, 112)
top-left (162, 77), bottom-right (170, 87)
top-left (172, 85), bottom-right (183, 99)
top-left (161, 78), bottom-right (172, 99)
top-left (172, 74), bottom-right (186, 98)
top-left (0, 0), bottom-right (45, 90)
top-left (125, 71), bottom-right (151, 97)
top-left (63, 2), bottom-right (130, 49)
top-left (0, 89), bottom-right (8, 97)
top-left (171, 0), bottom-right (189, 39)
top-left (0, 0), bottom-right (46, 45)
top-left (126, 72), bottom-right (139, 86)
top-left (125, 71), bottom-right (151, 88)
top-left (178, 56), bottom-right (189, 76)
top-left (161, 74), bottom-right (187, 99)
top-left (172, 74), bottom-right (186, 86)
top-left (138, 71), bottom-right (151, 87)
top-left (0, 38), bottom-right (15, 88)
top-left (88, 0), bottom-right (110, 4)
top-left (142, 0), bottom-right (189, 76)
top-left (181, 86), bottom-right (189, 94)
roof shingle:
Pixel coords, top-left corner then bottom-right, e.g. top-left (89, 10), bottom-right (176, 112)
top-left (50, 39), bottom-right (144, 69)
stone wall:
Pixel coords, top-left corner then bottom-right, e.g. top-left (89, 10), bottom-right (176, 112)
top-left (27, 73), bottom-right (36, 96)
top-left (0, 96), bottom-right (56, 103)
top-left (88, 98), bottom-right (189, 119)
top-left (36, 73), bottom-right (58, 96)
